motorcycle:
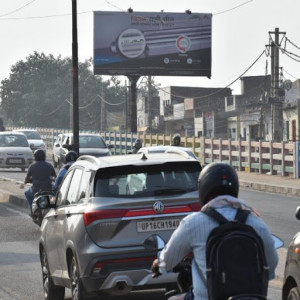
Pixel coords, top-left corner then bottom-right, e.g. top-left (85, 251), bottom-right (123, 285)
top-left (150, 235), bottom-right (283, 300)
top-left (31, 190), bottom-right (54, 226)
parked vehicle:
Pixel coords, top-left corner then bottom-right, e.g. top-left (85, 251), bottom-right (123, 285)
top-left (13, 129), bottom-right (46, 152)
top-left (38, 151), bottom-right (202, 299)
top-left (283, 206), bottom-right (300, 300)
top-left (0, 131), bottom-right (34, 171)
top-left (31, 190), bottom-right (54, 226)
top-left (52, 133), bottom-right (113, 168)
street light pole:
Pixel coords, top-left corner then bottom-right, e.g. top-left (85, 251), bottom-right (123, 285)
top-left (72, 0), bottom-right (79, 154)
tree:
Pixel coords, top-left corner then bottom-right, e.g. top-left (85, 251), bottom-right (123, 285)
top-left (0, 52), bottom-right (126, 130)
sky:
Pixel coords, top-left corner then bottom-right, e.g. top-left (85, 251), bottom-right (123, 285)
top-left (0, 0), bottom-right (299, 95)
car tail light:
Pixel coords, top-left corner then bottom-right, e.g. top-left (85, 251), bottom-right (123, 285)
top-left (92, 256), bottom-right (157, 275)
top-left (83, 209), bottom-right (126, 226)
top-left (84, 203), bottom-right (201, 226)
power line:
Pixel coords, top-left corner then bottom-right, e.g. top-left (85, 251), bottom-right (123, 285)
top-left (97, 94), bottom-right (125, 106)
top-left (213, 0), bottom-right (254, 16)
top-left (0, 10), bottom-right (90, 20)
top-left (0, 0), bottom-right (37, 18)
top-left (153, 49), bottom-right (266, 100)
top-left (286, 37), bottom-right (300, 51)
top-left (282, 68), bottom-right (298, 80)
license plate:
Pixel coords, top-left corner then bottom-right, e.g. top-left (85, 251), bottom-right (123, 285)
top-left (9, 158), bottom-right (22, 164)
top-left (137, 219), bottom-right (181, 232)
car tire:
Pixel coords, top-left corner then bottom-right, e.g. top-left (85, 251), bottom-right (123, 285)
top-left (41, 248), bottom-right (65, 300)
top-left (287, 287), bottom-right (300, 300)
top-left (70, 255), bottom-right (88, 300)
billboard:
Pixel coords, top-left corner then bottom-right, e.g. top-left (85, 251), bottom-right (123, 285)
top-left (94, 11), bottom-right (212, 77)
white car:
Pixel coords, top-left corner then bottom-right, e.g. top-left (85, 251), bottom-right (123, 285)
top-left (13, 129), bottom-right (46, 152)
top-left (137, 145), bottom-right (198, 160)
top-left (0, 132), bottom-right (34, 171)
top-left (53, 133), bottom-right (113, 168)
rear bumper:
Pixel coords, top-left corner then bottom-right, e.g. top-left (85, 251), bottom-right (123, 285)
top-left (81, 269), bottom-right (177, 295)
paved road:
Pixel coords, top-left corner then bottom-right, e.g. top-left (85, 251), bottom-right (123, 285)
top-left (1, 187), bottom-right (297, 300)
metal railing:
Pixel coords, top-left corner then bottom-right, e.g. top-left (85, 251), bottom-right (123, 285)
top-left (7, 126), bottom-right (299, 178)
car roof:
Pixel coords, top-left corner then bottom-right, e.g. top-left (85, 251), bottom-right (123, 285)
top-left (138, 146), bottom-right (197, 157)
top-left (0, 131), bottom-right (27, 136)
top-left (75, 152), bottom-right (199, 171)
top-left (13, 129), bottom-right (38, 132)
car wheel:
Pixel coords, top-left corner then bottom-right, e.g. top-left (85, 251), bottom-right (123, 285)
top-left (41, 248), bottom-right (65, 300)
top-left (287, 287), bottom-right (300, 300)
top-left (70, 255), bottom-right (87, 300)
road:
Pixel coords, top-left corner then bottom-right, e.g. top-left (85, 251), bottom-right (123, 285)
top-left (0, 186), bottom-right (296, 300)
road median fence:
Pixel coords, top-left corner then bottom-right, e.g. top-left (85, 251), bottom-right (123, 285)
top-left (7, 127), bottom-right (299, 179)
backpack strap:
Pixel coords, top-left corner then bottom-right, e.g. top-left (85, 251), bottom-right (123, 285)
top-left (203, 207), bottom-right (229, 225)
top-left (234, 209), bottom-right (250, 223)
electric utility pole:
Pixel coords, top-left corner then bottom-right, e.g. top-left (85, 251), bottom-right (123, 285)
top-left (72, 0), bottom-right (79, 154)
top-left (269, 27), bottom-right (286, 142)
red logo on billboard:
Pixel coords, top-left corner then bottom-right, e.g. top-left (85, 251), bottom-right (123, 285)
top-left (176, 36), bottom-right (191, 53)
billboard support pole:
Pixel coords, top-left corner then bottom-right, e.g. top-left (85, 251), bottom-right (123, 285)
top-left (128, 75), bottom-right (140, 133)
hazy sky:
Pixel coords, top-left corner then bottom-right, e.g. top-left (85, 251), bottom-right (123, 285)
top-left (0, 0), bottom-right (299, 94)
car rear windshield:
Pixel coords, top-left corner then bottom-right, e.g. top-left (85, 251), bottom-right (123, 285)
top-left (79, 136), bottom-right (106, 148)
top-left (22, 131), bottom-right (41, 140)
top-left (94, 161), bottom-right (201, 198)
top-left (0, 134), bottom-right (29, 147)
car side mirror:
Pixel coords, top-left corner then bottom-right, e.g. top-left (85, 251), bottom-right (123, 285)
top-left (55, 143), bottom-right (60, 147)
top-left (108, 144), bottom-right (114, 149)
top-left (295, 206), bottom-right (300, 220)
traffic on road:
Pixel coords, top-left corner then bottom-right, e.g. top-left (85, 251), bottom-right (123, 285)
top-left (0, 147), bottom-right (300, 300)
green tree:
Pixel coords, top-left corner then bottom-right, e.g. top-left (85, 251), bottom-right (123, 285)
top-left (0, 52), bottom-right (126, 130)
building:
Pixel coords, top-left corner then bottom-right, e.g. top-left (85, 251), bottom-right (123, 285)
top-left (158, 86), bottom-right (232, 136)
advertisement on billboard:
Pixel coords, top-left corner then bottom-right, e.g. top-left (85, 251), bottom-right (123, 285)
top-left (94, 11), bottom-right (212, 77)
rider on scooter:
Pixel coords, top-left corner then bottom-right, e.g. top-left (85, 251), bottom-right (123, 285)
top-left (24, 149), bottom-right (56, 216)
top-left (152, 162), bottom-right (278, 300)
top-left (53, 150), bottom-right (78, 194)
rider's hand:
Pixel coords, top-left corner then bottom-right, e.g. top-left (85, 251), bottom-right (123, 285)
top-left (151, 259), bottom-right (161, 278)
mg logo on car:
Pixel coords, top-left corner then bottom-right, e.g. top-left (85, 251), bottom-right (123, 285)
top-left (153, 201), bottom-right (164, 213)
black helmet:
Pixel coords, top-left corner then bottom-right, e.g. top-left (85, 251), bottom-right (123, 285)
top-left (173, 133), bottom-right (181, 146)
top-left (65, 150), bottom-right (78, 163)
top-left (134, 138), bottom-right (142, 150)
top-left (198, 162), bottom-right (239, 206)
top-left (34, 149), bottom-right (46, 161)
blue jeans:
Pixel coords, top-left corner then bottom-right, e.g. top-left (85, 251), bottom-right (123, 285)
top-left (25, 187), bottom-right (34, 214)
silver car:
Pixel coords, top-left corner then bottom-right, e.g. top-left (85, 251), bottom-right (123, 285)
top-left (38, 152), bottom-right (201, 299)
top-left (0, 132), bottom-right (34, 171)
top-left (13, 129), bottom-right (46, 152)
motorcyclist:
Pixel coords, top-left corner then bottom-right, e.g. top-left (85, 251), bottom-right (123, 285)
top-left (24, 149), bottom-right (56, 216)
top-left (151, 162), bottom-right (278, 300)
top-left (129, 138), bottom-right (143, 154)
top-left (53, 150), bottom-right (78, 194)
top-left (172, 133), bottom-right (181, 146)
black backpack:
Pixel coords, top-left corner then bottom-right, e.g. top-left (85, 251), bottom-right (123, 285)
top-left (203, 207), bottom-right (269, 300)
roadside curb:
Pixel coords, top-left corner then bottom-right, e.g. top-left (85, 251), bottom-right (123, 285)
top-left (239, 180), bottom-right (300, 197)
top-left (0, 177), bottom-right (28, 208)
